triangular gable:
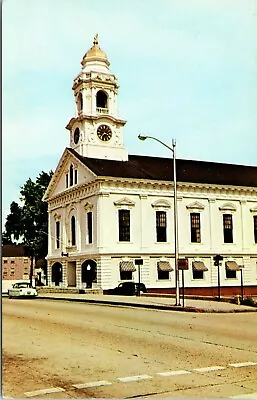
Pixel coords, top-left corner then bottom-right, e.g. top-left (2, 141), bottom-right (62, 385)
top-left (151, 199), bottom-right (171, 208)
top-left (43, 148), bottom-right (97, 201)
top-left (113, 197), bottom-right (136, 207)
top-left (186, 201), bottom-right (205, 210)
top-left (219, 202), bottom-right (237, 212)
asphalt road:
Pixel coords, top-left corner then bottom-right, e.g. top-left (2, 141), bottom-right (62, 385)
top-left (2, 298), bottom-right (257, 399)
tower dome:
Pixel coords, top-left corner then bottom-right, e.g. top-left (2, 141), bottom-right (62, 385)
top-left (81, 34), bottom-right (110, 68)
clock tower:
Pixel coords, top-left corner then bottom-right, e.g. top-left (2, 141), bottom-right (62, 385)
top-left (66, 34), bottom-right (128, 161)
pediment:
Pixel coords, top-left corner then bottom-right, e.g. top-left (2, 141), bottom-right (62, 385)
top-left (113, 197), bottom-right (135, 207)
top-left (83, 201), bottom-right (94, 211)
top-left (219, 202), bottom-right (237, 212)
top-left (250, 206), bottom-right (257, 213)
top-left (151, 199), bottom-right (171, 209)
top-left (43, 148), bottom-right (97, 201)
top-left (186, 201), bottom-right (205, 210)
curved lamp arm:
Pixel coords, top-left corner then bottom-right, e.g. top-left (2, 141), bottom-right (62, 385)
top-left (138, 134), bottom-right (175, 154)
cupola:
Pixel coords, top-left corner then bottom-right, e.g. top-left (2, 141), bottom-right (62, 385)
top-left (81, 34), bottom-right (110, 70)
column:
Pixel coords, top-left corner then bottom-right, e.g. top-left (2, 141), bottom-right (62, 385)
top-left (61, 260), bottom-right (68, 288)
top-left (76, 260), bottom-right (82, 289)
top-left (48, 211), bottom-right (52, 255)
top-left (240, 200), bottom-right (247, 251)
top-left (139, 195), bottom-right (148, 250)
top-left (47, 261), bottom-right (52, 286)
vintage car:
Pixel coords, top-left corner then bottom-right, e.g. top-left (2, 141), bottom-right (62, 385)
top-left (108, 282), bottom-right (147, 296)
top-left (8, 282), bottom-right (38, 298)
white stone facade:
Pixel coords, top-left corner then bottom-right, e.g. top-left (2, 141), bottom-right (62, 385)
top-left (43, 36), bottom-right (257, 296)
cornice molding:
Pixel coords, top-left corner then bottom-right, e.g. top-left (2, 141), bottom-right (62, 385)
top-left (47, 175), bottom-right (257, 211)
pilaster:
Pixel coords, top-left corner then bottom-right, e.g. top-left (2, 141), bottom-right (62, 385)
top-left (76, 260), bottom-right (82, 289)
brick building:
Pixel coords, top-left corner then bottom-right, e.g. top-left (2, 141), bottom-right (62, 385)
top-left (2, 244), bottom-right (30, 281)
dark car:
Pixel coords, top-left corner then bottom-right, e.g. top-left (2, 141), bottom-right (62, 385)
top-left (108, 281), bottom-right (147, 296)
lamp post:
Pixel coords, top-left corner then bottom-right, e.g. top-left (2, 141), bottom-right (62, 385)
top-left (138, 134), bottom-right (180, 306)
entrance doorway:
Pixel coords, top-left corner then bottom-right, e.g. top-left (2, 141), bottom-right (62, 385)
top-left (52, 262), bottom-right (62, 286)
top-left (81, 260), bottom-right (97, 288)
top-left (67, 261), bottom-right (76, 287)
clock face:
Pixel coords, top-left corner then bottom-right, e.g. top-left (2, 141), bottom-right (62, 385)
top-left (97, 124), bottom-right (112, 142)
top-left (73, 127), bottom-right (80, 144)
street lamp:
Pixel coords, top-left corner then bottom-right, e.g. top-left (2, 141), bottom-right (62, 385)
top-left (138, 134), bottom-right (180, 306)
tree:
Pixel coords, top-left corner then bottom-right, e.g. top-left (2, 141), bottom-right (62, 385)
top-left (3, 170), bottom-right (53, 285)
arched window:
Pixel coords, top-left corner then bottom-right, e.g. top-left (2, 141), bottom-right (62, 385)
top-left (78, 92), bottom-right (83, 112)
top-left (96, 90), bottom-right (108, 109)
top-left (70, 165), bottom-right (74, 186)
top-left (71, 216), bottom-right (76, 246)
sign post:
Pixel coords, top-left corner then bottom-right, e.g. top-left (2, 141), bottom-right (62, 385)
top-left (135, 259), bottom-right (143, 296)
top-left (178, 259), bottom-right (188, 307)
top-left (239, 266), bottom-right (244, 301)
top-left (213, 255), bottom-right (223, 301)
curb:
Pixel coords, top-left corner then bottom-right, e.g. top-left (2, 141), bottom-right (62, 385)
top-left (36, 295), bottom-right (257, 313)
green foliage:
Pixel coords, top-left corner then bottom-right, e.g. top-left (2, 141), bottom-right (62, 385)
top-left (3, 170), bottom-right (53, 260)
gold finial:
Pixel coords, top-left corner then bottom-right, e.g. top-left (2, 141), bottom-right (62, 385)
top-left (93, 33), bottom-right (98, 45)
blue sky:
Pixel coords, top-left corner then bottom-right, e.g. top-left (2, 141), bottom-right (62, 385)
top-left (3, 0), bottom-right (257, 227)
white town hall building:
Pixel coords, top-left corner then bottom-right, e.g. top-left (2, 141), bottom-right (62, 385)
top-left (43, 35), bottom-right (257, 297)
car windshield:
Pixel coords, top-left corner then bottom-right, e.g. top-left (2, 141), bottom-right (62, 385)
top-left (14, 283), bottom-right (30, 288)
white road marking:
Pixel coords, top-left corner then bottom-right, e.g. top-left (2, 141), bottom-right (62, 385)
top-left (228, 362), bottom-right (257, 368)
top-left (24, 387), bottom-right (65, 397)
top-left (117, 374), bottom-right (152, 382)
top-left (73, 380), bottom-right (112, 389)
top-left (157, 370), bottom-right (191, 376)
top-left (193, 366), bottom-right (226, 372)
top-left (230, 393), bottom-right (257, 399)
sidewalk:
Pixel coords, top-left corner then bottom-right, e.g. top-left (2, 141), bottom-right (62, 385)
top-left (37, 292), bottom-right (257, 313)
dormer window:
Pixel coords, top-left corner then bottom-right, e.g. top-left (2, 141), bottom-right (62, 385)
top-left (96, 90), bottom-right (108, 114)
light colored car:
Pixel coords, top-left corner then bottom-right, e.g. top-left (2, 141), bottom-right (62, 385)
top-left (8, 282), bottom-right (38, 298)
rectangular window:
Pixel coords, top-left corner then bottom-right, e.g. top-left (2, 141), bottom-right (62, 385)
top-left (3, 260), bottom-right (7, 264)
top-left (226, 269), bottom-right (237, 279)
top-left (11, 260), bottom-right (15, 264)
top-left (119, 210), bottom-right (130, 242)
top-left (56, 221), bottom-right (60, 249)
top-left (120, 271), bottom-right (132, 280)
top-left (87, 212), bottom-right (92, 244)
top-left (190, 213), bottom-right (201, 243)
top-left (74, 170), bottom-right (78, 185)
top-left (254, 216), bottom-right (257, 244)
top-left (223, 214), bottom-right (233, 243)
top-left (158, 270), bottom-right (169, 280)
top-left (192, 270), bottom-right (204, 279)
top-left (156, 211), bottom-right (167, 242)
top-left (66, 174), bottom-right (68, 188)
